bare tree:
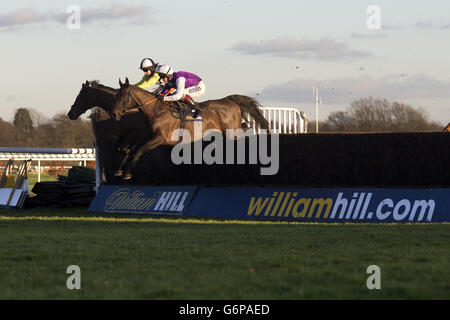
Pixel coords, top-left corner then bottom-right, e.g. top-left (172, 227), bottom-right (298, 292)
top-left (51, 113), bottom-right (94, 147)
top-left (13, 108), bottom-right (33, 146)
top-left (28, 108), bottom-right (49, 127)
top-left (321, 97), bottom-right (442, 132)
top-left (0, 118), bottom-right (16, 147)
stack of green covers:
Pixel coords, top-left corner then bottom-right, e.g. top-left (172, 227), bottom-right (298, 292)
top-left (25, 166), bottom-right (96, 208)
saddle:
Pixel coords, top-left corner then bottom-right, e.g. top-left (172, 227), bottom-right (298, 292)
top-left (166, 100), bottom-right (203, 142)
top-left (168, 100), bottom-right (202, 121)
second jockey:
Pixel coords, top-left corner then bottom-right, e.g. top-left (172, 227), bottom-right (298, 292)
top-left (134, 58), bottom-right (160, 92)
top-left (155, 64), bottom-right (205, 115)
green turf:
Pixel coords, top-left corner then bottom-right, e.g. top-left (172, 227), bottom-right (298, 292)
top-left (3, 173), bottom-right (57, 194)
top-left (0, 207), bottom-right (449, 299)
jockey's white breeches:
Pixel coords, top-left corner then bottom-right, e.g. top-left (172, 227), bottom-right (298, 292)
top-left (184, 81), bottom-right (206, 99)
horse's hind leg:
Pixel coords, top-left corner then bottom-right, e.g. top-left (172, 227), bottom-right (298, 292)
top-left (122, 136), bottom-right (164, 180)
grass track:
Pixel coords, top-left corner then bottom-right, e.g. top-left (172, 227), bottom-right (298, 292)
top-left (0, 207), bottom-right (449, 299)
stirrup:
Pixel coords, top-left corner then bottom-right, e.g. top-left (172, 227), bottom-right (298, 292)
top-left (191, 104), bottom-right (203, 118)
top-left (189, 100), bottom-right (203, 113)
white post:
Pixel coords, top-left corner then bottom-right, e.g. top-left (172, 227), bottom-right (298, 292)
top-left (94, 141), bottom-right (102, 192)
top-left (315, 88), bottom-right (319, 133)
top-left (38, 160), bottom-right (41, 182)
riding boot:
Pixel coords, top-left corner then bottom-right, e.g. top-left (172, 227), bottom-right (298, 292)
top-left (183, 95), bottom-right (203, 117)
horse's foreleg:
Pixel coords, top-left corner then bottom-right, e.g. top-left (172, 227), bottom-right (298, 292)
top-left (117, 133), bottom-right (137, 154)
top-left (122, 136), bottom-right (164, 180)
top-left (115, 143), bottom-right (138, 176)
top-left (115, 135), bottom-right (147, 176)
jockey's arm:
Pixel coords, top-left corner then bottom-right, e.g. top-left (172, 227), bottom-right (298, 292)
top-left (163, 77), bottom-right (185, 102)
top-left (134, 73), bottom-right (160, 89)
top-left (153, 85), bottom-right (164, 95)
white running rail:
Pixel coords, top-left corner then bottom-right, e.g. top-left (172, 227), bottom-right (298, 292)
top-left (246, 107), bottom-right (308, 134)
top-left (0, 147), bottom-right (97, 184)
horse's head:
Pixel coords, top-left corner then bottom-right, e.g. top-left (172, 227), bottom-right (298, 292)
top-left (112, 78), bottom-right (134, 121)
top-left (68, 81), bottom-right (96, 120)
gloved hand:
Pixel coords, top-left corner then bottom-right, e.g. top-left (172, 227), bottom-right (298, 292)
top-left (157, 94), bottom-right (165, 103)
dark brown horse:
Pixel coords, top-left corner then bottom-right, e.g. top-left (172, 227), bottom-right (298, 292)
top-left (67, 80), bottom-right (151, 154)
top-left (112, 78), bottom-right (269, 179)
top-left (68, 80), bottom-right (117, 120)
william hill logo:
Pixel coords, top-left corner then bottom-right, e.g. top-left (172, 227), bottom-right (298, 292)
top-left (105, 188), bottom-right (189, 214)
top-left (247, 191), bottom-right (435, 222)
top-left (248, 192), bottom-right (332, 219)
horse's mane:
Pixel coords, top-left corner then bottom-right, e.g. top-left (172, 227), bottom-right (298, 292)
top-left (122, 83), bottom-right (157, 99)
top-left (129, 83), bottom-right (156, 96)
top-left (88, 80), bottom-right (100, 86)
top-left (88, 80), bottom-right (118, 94)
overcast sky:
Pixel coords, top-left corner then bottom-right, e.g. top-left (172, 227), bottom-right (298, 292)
top-left (1, 0), bottom-right (450, 124)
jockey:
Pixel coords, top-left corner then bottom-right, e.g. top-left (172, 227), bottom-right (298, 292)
top-left (134, 58), bottom-right (160, 92)
top-left (155, 64), bottom-right (205, 115)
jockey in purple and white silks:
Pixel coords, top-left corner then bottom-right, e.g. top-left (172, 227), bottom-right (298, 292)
top-left (155, 64), bottom-right (205, 114)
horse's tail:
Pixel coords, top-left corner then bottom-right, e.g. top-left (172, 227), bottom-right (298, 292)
top-left (226, 95), bottom-right (269, 130)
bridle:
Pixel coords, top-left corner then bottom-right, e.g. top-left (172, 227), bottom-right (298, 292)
top-left (116, 88), bottom-right (165, 118)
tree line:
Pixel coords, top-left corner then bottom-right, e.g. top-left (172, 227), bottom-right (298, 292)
top-left (0, 108), bottom-right (94, 148)
top-left (0, 98), bottom-right (444, 148)
top-left (308, 97), bottom-right (443, 133)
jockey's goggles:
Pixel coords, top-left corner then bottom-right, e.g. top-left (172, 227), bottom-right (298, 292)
top-left (141, 68), bottom-right (152, 72)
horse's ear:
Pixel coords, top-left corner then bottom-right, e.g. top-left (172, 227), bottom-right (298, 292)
top-left (119, 78), bottom-right (123, 88)
top-left (125, 77), bottom-right (129, 86)
top-left (85, 80), bottom-right (89, 86)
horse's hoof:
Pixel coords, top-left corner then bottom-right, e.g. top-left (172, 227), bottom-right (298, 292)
top-left (114, 170), bottom-right (123, 177)
top-left (118, 147), bottom-right (130, 154)
top-left (123, 173), bottom-right (132, 180)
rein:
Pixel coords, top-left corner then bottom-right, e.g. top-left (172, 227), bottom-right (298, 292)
top-left (122, 97), bottom-right (158, 116)
top-left (119, 87), bottom-right (174, 118)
